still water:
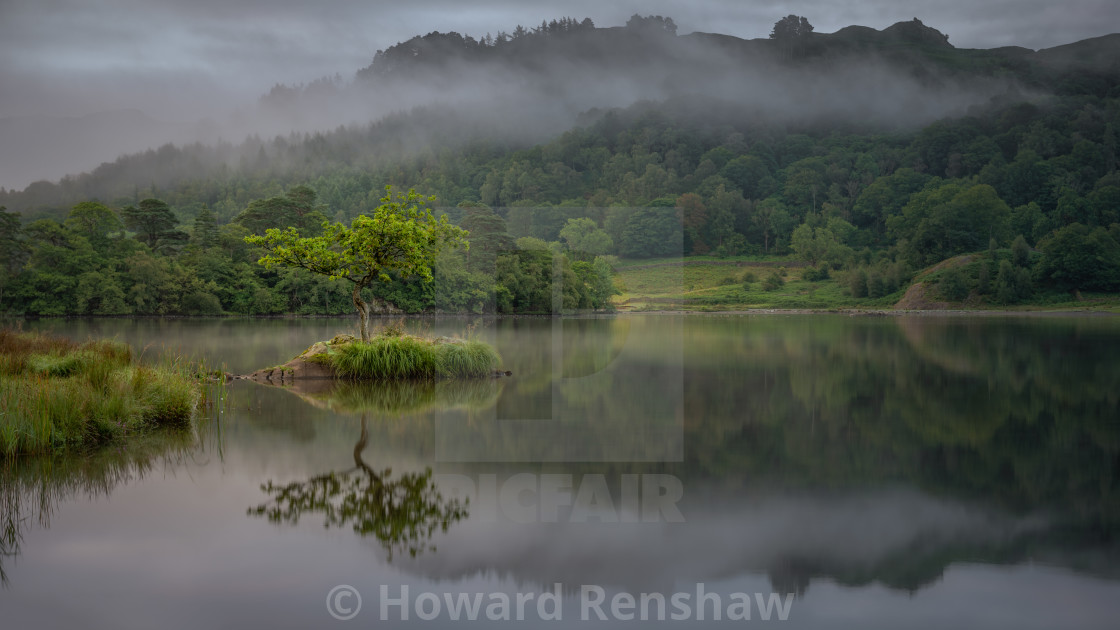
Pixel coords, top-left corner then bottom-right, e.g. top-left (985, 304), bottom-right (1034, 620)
top-left (2, 314), bottom-right (1119, 628)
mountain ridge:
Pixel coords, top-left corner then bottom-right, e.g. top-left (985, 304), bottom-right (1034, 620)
top-left (2, 15), bottom-right (1117, 200)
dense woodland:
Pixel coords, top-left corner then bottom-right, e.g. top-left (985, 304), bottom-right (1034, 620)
top-left (1, 15), bottom-right (1119, 316)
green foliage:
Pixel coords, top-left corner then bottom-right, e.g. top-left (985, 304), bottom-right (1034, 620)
top-left (583, 256), bottom-right (620, 307)
top-left (181, 290), bottom-right (224, 315)
top-left (235, 185), bottom-right (328, 235)
top-left (791, 222), bottom-right (852, 266)
top-left (890, 181), bottom-right (1011, 266)
top-left (246, 187), bottom-right (467, 339)
top-left (938, 266), bottom-right (969, 301)
top-left (977, 261), bottom-right (992, 294)
top-left (192, 207), bottom-right (219, 248)
top-left (852, 168), bottom-right (930, 240)
top-left (762, 271), bottom-right (785, 291)
top-left (65, 201), bottom-right (122, 252)
top-left (559, 217), bottom-right (613, 257)
top-left (867, 270), bottom-right (885, 298)
top-left (720, 155), bottom-right (773, 200)
top-left (1011, 234), bottom-right (1031, 267)
top-left (121, 198), bottom-right (188, 254)
top-left (459, 202), bottom-right (513, 271)
top-left (802, 265), bottom-right (830, 281)
top-left (849, 269), bottom-right (869, 298)
top-left (249, 187), bottom-right (464, 287)
top-left (1035, 223), bottom-right (1120, 291)
top-left (620, 207), bottom-right (682, 258)
top-left (995, 259), bottom-right (1033, 303)
top-left (495, 249), bottom-right (555, 313)
top-left (515, 236), bottom-right (550, 251)
top-left (0, 208), bottom-right (25, 307)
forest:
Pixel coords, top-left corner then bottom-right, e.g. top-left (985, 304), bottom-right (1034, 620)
top-left (1, 15), bottom-right (1119, 316)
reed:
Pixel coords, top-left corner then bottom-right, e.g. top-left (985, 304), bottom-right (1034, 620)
top-left (434, 340), bottom-right (501, 378)
top-left (0, 329), bottom-right (201, 457)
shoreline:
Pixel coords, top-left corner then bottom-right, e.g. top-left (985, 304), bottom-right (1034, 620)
top-left (4, 307), bottom-right (1119, 320)
top-left (617, 308), bottom-right (1120, 317)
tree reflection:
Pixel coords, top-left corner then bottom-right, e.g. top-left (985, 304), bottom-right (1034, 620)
top-left (0, 424), bottom-right (214, 586)
top-left (249, 413), bottom-right (467, 560)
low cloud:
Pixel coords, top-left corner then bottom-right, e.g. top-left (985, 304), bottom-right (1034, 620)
top-left (0, 0), bottom-right (1111, 188)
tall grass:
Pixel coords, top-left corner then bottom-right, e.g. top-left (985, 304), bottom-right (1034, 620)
top-left (329, 334), bottom-right (500, 381)
top-left (0, 329), bottom-right (200, 457)
top-left (434, 341), bottom-right (501, 378)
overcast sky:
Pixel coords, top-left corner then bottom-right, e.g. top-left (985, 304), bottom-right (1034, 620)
top-left (0, 0), bottom-right (1116, 121)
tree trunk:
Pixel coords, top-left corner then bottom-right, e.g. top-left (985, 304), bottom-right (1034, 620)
top-left (352, 284), bottom-right (371, 342)
top-left (353, 414), bottom-right (370, 469)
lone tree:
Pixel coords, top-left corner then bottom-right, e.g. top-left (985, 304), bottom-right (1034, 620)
top-left (769, 15), bottom-right (814, 58)
top-left (245, 187), bottom-right (467, 342)
top-left (770, 14), bottom-right (814, 39)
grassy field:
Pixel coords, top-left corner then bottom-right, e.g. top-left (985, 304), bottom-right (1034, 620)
top-left (614, 258), bottom-right (898, 310)
top-left (0, 329), bottom-right (202, 456)
top-left (612, 255), bottom-right (1120, 312)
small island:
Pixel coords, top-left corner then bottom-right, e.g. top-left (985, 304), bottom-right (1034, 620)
top-left (241, 187), bottom-right (505, 384)
top-left (246, 327), bottom-right (504, 385)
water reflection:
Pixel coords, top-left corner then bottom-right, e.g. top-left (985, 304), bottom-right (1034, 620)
top-left (0, 421), bottom-right (218, 586)
top-left (266, 378), bottom-right (505, 416)
top-left (7, 315), bottom-right (1120, 626)
top-left (397, 484), bottom-right (1060, 595)
top-left (249, 413), bottom-right (467, 560)
top-left (284, 315), bottom-right (1118, 597)
top-left (243, 378), bottom-right (495, 560)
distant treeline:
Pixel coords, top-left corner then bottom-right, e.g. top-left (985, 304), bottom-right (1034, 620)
top-left (0, 188), bottom-right (619, 316)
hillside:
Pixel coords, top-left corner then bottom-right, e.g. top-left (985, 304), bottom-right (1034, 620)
top-left (0, 15), bottom-right (1118, 317)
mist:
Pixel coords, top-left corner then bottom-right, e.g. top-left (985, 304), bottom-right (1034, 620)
top-left (389, 484), bottom-right (1053, 593)
top-left (0, 25), bottom-right (1018, 192)
top-left (251, 27), bottom-right (1020, 138)
top-left (0, 0), bottom-right (1111, 191)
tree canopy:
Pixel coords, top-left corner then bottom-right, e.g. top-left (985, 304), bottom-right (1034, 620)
top-left (235, 185), bottom-right (328, 235)
top-left (770, 15), bottom-right (814, 40)
top-left (121, 198), bottom-right (188, 254)
top-left (245, 187), bottom-right (466, 341)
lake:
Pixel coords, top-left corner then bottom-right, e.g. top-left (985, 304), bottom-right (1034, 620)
top-left (3, 314), bottom-right (1119, 628)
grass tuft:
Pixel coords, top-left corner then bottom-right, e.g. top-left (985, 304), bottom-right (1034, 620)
top-left (328, 334), bottom-right (500, 381)
top-left (434, 340), bottom-right (501, 378)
